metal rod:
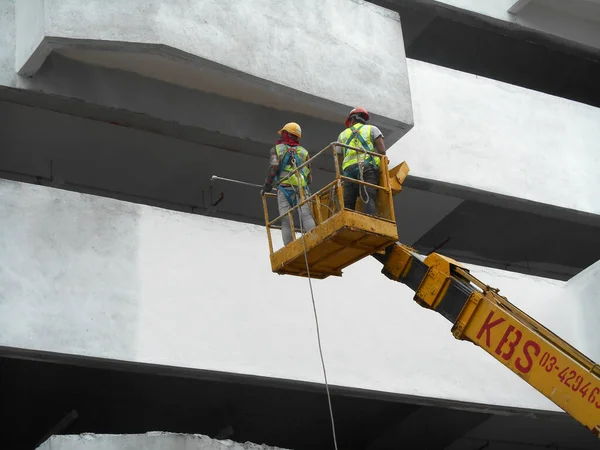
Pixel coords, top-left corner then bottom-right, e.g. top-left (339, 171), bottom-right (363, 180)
top-left (334, 141), bottom-right (384, 159)
top-left (333, 148), bottom-right (345, 213)
top-left (268, 179), bottom-right (338, 226)
top-left (276, 139), bottom-right (382, 186)
top-left (383, 157), bottom-right (396, 223)
top-left (211, 175), bottom-right (262, 188)
top-left (262, 193), bottom-right (274, 255)
top-left (339, 175), bottom-right (386, 191)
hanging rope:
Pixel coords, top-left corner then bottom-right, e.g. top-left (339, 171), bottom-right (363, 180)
top-left (292, 179), bottom-right (339, 450)
top-left (357, 157), bottom-right (370, 205)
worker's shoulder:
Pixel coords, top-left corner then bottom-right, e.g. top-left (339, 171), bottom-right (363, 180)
top-left (369, 124), bottom-right (384, 139)
top-left (337, 128), bottom-right (349, 140)
top-left (297, 145), bottom-right (310, 155)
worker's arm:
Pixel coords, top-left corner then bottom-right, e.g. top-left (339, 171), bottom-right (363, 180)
top-left (306, 157), bottom-right (313, 185)
top-left (374, 136), bottom-right (386, 156)
top-left (262, 147), bottom-right (279, 193)
top-left (335, 139), bottom-right (344, 174)
top-left (371, 126), bottom-right (386, 156)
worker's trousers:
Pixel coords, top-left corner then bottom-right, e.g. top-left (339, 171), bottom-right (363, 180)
top-left (277, 187), bottom-right (316, 245)
top-left (343, 163), bottom-right (379, 216)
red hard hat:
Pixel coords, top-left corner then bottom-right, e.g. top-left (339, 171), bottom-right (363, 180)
top-left (345, 107), bottom-right (370, 128)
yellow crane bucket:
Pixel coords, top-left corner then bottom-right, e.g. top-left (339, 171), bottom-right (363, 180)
top-left (262, 142), bottom-right (409, 279)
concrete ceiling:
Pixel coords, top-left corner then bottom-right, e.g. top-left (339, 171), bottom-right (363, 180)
top-left (412, 200), bottom-right (600, 280)
top-left (2, 355), bottom-right (598, 450)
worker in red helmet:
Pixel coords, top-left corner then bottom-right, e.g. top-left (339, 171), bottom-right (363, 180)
top-left (336, 107), bottom-right (386, 216)
top-left (262, 122), bottom-right (316, 245)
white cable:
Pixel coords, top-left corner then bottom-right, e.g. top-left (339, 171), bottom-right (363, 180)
top-left (293, 182), bottom-right (339, 450)
top-left (357, 157), bottom-right (370, 205)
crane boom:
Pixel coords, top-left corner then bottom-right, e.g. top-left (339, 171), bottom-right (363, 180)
top-left (373, 242), bottom-right (600, 436)
top-left (262, 146), bottom-right (600, 437)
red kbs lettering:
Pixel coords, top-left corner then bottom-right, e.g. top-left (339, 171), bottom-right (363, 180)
top-left (476, 311), bottom-right (541, 374)
top-left (495, 325), bottom-right (522, 360)
top-left (516, 340), bottom-right (540, 374)
top-left (476, 311), bottom-right (506, 347)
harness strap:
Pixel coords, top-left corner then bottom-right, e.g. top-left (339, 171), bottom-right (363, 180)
top-left (279, 186), bottom-right (298, 207)
top-left (344, 125), bottom-right (376, 167)
top-left (275, 145), bottom-right (304, 185)
top-left (275, 145), bottom-right (310, 207)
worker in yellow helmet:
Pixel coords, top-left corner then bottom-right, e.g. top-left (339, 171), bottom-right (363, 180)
top-left (261, 122), bottom-right (316, 245)
top-left (336, 107), bottom-right (386, 216)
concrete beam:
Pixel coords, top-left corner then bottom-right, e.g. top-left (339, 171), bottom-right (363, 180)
top-left (366, 406), bottom-right (490, 450)
top-left (13, 0), bottom-right (414, 145)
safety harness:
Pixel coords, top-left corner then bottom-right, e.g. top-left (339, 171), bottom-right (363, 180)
top-left (343, 124), bottom-right (377, 176)
top-left (342, 124), bottom-right (378, 205)
top-left (275, 145), bottom-right (309, 207)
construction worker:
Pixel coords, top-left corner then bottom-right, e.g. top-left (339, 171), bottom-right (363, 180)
top-left (336, 107), bottom-right (386, 216)
top-left (261, 122), bottom-right (316, 245)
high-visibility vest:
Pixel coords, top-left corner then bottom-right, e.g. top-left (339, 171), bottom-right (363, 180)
top-left (338, 124), bottom-right (380, 171)
top-left (275, 144), bottom-right (310, 187)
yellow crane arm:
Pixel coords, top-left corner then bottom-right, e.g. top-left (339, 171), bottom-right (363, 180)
top-left (373, 243), bottom-right (600, 437)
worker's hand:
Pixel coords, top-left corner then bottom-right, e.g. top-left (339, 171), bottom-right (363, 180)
top-left (261, 183), bottom-right (272, 196)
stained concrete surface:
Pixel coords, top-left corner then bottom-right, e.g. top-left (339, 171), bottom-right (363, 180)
top-left (37, 433), bottom-right (289, 450)
top-left (14, 52), bottom-right (370, 155)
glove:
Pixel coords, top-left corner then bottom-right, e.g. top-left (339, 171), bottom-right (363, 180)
top-left (261, 182), bottom-right (272, 196)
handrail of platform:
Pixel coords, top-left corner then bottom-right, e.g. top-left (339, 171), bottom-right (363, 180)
top-left (262, 140), bottom-right (394, 252)
top-left (267, 179), bottom-right (339, 227)
top-left (277, 142), bottom-right (385, 185)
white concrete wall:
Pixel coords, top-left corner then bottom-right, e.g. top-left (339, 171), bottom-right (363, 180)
top-left (14, 0), bottom-right (45, 74)
top-left (560, 259), bottom-right (600, 362)
top-left (4, 179), bottom-right (598, 413)
top-left (0, 0), bottom-right (15, 86)
top-left (12, 0), bottom-right (412, 129)
top-left (393, 59), bottom-right (600, 215)
top-left (38, 432), bottom-right (287, 450)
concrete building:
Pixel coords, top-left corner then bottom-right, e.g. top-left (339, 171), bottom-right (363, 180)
top-left (1, 0), bottom-right (600, 449)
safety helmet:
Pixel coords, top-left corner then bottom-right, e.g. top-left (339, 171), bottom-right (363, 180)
top-left (345, 107), bottom-right (370, 128)
top-left (278, 122), bottom-right (302, 139)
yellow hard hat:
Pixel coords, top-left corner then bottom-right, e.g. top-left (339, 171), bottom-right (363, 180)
top-left (278, 122), bottom-right (302, 139)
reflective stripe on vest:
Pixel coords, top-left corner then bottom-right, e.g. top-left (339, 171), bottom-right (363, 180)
top-left (339, 124), bottom-right (380, 171)
top-left (275, 144), bottom-right (309, 187)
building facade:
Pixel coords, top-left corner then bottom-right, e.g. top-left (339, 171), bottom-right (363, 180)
top-left (1, 1), bottom-right (600, 449)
